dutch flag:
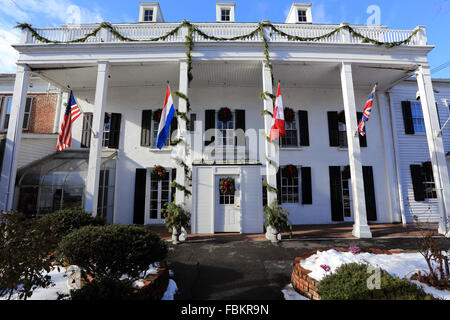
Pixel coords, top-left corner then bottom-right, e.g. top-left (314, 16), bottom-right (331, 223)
top-left (156, 85), bottom-right (176, 149)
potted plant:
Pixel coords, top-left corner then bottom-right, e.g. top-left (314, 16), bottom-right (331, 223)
top-left (161, 202), bottom-right (191, 245)
top-left (264, 201), bottom-right (292, 243)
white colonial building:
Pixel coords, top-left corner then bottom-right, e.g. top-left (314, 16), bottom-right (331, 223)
top-left (1, 2), bottom-right (449, 238)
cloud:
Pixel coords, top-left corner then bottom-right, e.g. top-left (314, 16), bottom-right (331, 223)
top-left (0, 0), bottom-right (103, 73)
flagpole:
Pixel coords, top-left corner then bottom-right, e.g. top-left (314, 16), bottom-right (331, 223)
top-left (66, 87), bottom-right (97, 138)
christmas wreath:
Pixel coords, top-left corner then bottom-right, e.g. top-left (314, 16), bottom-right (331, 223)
top-left (283, 165), bottom-right (298, 179)
top-left (152, 166), bottom-right (168, 181)
top-left (153, 109), bottom-right (162, 122)
top-left (284, 108), bottom-right (295, 124)
top-left (218, 107), bottom-right (232, 123)
top-left (219, 177), bottom-right (236, 195)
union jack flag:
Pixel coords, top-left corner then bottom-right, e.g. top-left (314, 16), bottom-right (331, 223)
top-left (358, 84), bottom-right (377, 137)
top-left (56, 92), bottom-right (81, 151)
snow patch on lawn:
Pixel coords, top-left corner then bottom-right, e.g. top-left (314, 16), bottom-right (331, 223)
top-left (300, 250), bottom-right (449, 300)
top-left (162, 279), bottom-right (178, 300)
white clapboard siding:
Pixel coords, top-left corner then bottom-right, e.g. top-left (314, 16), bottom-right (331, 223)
top-left (17, 136), bottom-right (57, 169)
top-left (391, 81), bottom-right (450, 223)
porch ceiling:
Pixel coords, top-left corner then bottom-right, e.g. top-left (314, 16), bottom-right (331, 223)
top-left (32, 60), bottom-right (416, 91)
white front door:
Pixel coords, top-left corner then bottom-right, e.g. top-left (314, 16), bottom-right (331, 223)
top-left (215, 175), bottom-right (240, 233)
top-left (147, 169), bottom-right (173, 225)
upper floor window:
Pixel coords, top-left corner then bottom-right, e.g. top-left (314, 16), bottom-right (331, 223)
top-left (102, 112), bottom-right (121, 149)
top-left (281, 117), bottom-right (298, 147)
top-left (410, 102), bottom-right (425, 133)
top-left (217, 111), bottom-right (234, 146)
top-left (328, 111), bottom-right (367, 148)
top-left (221, 9), bottom-right (231, 21)
top-left (2, 96), bottom-right (33, 131)
top-left (143, 9), bottom-right (154, 22)
top-left (298, 10), bottom-right (307, 22)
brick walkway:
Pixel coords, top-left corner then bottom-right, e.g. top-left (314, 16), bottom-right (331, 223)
top-left (146, 223), bottom-right (442, 242)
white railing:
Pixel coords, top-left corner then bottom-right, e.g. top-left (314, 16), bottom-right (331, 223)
top-left (24, 22), bottom-right (425, 46)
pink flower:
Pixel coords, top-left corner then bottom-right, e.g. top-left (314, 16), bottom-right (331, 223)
top-left (320, 265), bottom-right (331, 272)
top-left (349, 246), bottom-right (361, 254)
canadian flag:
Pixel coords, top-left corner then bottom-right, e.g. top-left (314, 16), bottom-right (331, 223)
top-left (269, 83), bottom-right (286, 141)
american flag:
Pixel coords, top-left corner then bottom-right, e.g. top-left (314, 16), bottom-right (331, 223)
top-left (56, 92), bottom-right (81, 151)
top-left (358, 84), bottom-right (377, 137)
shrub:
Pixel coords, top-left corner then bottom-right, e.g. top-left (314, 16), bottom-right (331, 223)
top-left (263, 201), bottom-right (292, 235)
top-left (318, 263), bottom-right (435, 300)
top-left (57, 225), bottom-right (168, 280)
top-left (0, 212), bottom-right (55, 300)
top-left (65, 278), bottom-right (137, 300)
top-left (161, 202), bottom-right (191, 233)
top-left (39, 208), bottom-right (105, 246)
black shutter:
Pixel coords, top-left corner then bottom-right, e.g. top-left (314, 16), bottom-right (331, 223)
top-left (189, 113), bottom-right (197, 132)
top-left (410, 165), bottom-right (425, 201)
top-left (328, 112), bottom-right (340, 147)
top-left (276, 170), bottom-right (282, 205)
top-left (298, 110), bottom-right (310, 147)
top-left (436, 102), bottom-right (441, 129)
top-left (235, 109), bottom-right (245, 147)
top-left (301, 167), bottom-right (312, 205)
top-left (329, 166), bottom-right (344, 222)
top-left (401, 101), bottom-right (415, 134)
top-left (133, 169), bottom-right (146, 225)
top-left (141, 110), bottom-right (152, 147)
top-left (363, 166), bottom-right (377, 221)
top-left (170, 115), bottom-right (178, 146)
top-left (171, 168), bottom-right (177, 202)
top-left (81, 112), bottom-right (93, 148)
top-left (108, 113), bottom-right (122, 149)
top-left (205, 110), bottom-right (216, 146)
top-left (357, 112), bottom-right (368, 148)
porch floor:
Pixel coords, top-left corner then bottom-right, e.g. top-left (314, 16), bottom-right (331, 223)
top-left (145, 223), bottom-right (442, 242)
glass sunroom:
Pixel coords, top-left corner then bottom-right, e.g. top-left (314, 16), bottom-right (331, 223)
top-left (15, 150), bottom-right (116, 223)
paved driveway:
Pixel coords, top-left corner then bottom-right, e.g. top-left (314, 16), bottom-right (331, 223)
top-left (167, 238), bottom-right (450, 300)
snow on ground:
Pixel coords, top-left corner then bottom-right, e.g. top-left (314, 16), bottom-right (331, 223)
top-left (299, 249), bottom-right (450, 300)
top-left (281, 284), bottom-right (310, 300)
top-left (2, 264), bottom-right (178, 300)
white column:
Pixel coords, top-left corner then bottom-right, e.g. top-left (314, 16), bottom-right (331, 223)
top-left (175, 60), bottom-right (189, 205)
top-left (85, 61), bottom-right (110, 215)
top-left (262, 62), bottom-right (277, 205)
top-left (0, 64), bottom-right (30, 211)
top-left (340, 62), bottom-right (372, 238)
top-left (376, 92), bottom-right (403, 223)
top-left (416, 66), bottom-right (450, 236)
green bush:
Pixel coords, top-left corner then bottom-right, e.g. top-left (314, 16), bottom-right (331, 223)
top-left (263, 201), bottom-right (292, 235)
top-left (66, 278), bottom-right (137, 300)
top-left (57, 225), bottom-right (168, 280)
top-left (39, 208), bottom-right (105, 246)
top-left (0, 212), bottom-right (55, 300)
top-left (318, 263), bottom-right (435, 300)
top-left (161, 201), bottom-right (191, 233)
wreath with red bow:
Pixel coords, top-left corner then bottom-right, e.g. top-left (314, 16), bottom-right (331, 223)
top-left (151, 166), bottom-right (168, 181)
top-left (283, 165), bottom-right (298, 179)
top-left (153, 109), bottom-right (163, 122)
top-left (219, 177), bottom-right (236, 195)
top-left (284, 108), bottom-right (295, 124)
top-left (218, 107), bottom-right (232, 123)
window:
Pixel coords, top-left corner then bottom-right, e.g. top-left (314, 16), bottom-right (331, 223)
top-left (280, 166), bottom-right (299, 204)
top-left (341, 166), bottom-right (352, 218)
top-left (102, 113), bottom-right (111, 147)
top-left (281, 117), bottom-right (298, 147)
top-left (81, 112), bottom-right (93, 148)
top-left (143, 9), bottom-right (154, 22)
top-left (410, 102), bottom-right (426, 133)
top-left (262, 177), bottom-right (267, 207)
top-left (217, 112), bottom-right (234, 146)
top-left (221, 9), bottom-right (231, 21)
top-left (422, 162), bottom-right (437, 199)
top-left (2, 97), bottom-right (32, 130)
top-left (219, 191), bottom-right (235, 205)
top-left (298, 10), bottom-right (307, 22)
top-left (410, 162), bottom-right (437, 201)
top-left (338, 120), bottom-right (348, 148)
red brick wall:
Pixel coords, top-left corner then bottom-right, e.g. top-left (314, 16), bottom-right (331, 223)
top-left (291, 251), bottom-right (321, 300)
top-left (27, 94), bottom-right (58, 134)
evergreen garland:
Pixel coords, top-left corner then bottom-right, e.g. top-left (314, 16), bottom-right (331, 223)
top-left (263, 179), bottom-right (278, 194)
top-left (171, 180), bottom-right (192, 197)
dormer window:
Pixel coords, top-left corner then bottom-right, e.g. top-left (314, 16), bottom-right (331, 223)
top-left (221, 9), bottom-right (231, 21)
top-left (216, 2), bottom-right (235, 22)
top-left (297, 10), bottom-right (307, 22)
top-left (143, 9), bottom-right (154, 22)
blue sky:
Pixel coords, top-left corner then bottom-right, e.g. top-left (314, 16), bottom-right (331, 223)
top-left (0, 0), bottom-right (449, 76)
